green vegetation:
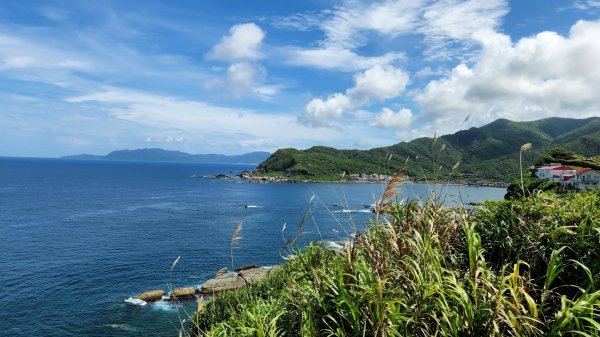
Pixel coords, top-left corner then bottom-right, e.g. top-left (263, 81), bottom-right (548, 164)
top-left (189, 189), bottom-right (600, 336)
top-left (536, 147), bottom-right (600, 171)
top-left (504, 176), bottom-right (559, 199)
top-left (258, 117), bottom-right (600, 183)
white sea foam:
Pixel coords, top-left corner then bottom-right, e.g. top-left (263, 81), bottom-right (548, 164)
top-left (333, 209), bottom-right (372, 213)
top-left (124, 297), bottom-right (147, 306)
top-left (326, 241), bottom-right (345, 250)
top-left (244, 205), bottom-right (260, 208)
top-left (104, 323), bottom-right (137, 332)
top-left (152, 300), bottom-right (181, 312)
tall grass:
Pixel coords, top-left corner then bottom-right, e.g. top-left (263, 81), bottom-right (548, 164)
top-left (187, 186), bottom-right (600, 336)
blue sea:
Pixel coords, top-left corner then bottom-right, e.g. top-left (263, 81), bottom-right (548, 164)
top-left (0, 157), bottom-right (506, 336)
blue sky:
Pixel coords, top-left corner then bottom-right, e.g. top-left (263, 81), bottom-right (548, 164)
top-left (1, 0), bottom-right (599, 157)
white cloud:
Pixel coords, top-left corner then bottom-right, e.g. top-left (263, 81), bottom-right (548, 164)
top-left (203, 23), bottom-right (278, 100)
top-left (573, 0), bottom-right (600, 10)
top-left (205, 23), bottom-right (265, 62)
top-left (64, 88), bottom-right (349, 150)
top-left (299, 93), bottom-right (351, 127)
top-left (285, 46), bottom-right (404, 72)
top-left (203, 62), bottom-right (279, 100)
top-left (299, 65), bottom-right (409, 127)
top-left (58, 136), bottom-right (91, 146)
top-left (145, 135), bottom-right (186, 144)
top-left (3, 56), bottom-right (36, 68)
top-left (225, 62), bottom-right (265, 98)
top-left (347, 65), bottom-right (409, 103)
top-left (414, 19), bottom-right (600, 135)
top-left (0, 34), bottom-right (89, 72)
top-left (419, 0), bottom-right (508, 59)
top-left (369, 107), bottom-right (413, 128)
top-left (237, 138), bottom-right (273, 148)
top-left (321, 0), bottom-right (424, 49)
top-left (281, 0), bottom-right (508, 70)
top-left (39, 7), bottom-right (68, 21)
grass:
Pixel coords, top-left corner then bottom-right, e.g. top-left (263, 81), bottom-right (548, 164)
top-left (185, 186), bottom-right (600, 336)
top-left (181, 136), bottom-right (599, 336)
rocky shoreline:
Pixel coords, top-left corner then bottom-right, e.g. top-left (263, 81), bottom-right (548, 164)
top-left (205, 170), bottom-right (405, 184)
top-left (204, 170), bottom-right (507, 187)
top-left (130, 265), bottom-right (275, 305)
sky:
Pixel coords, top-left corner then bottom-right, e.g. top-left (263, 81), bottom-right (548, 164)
top-left (1, 0), bottom-right (600, 157)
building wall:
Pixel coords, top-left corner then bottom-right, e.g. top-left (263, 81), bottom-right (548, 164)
top-left (578, 170), bottom-right (600, 189)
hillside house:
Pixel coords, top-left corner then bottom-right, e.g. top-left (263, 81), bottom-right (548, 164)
top-left (576, 168), bottom-right (600, 190)
top-left (535, 164), bottom-right (576, 183)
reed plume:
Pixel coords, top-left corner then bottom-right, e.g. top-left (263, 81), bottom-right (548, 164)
top-left (171, 256), bottom-right (180, 271)
top-left (520, 143), bottom-right (533, 196)
top-left (231, 223), bottom-right (242, 271)
top-left (375, 169), bottom-right (406, 219)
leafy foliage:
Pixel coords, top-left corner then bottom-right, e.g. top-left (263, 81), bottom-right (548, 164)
top-left (504, 176), bottom-right (559, 199)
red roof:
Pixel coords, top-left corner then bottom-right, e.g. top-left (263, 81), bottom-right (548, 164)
top-left (554, 166), bottom-right (574, 170)
top-left (538, 165), bottom-right (574, 170)
top-left (563, 174), bottom-right (574, 181)
top-left (553, 175), bottom-right (560, 178)
top-left (576, 168), bottom-right (592, 175)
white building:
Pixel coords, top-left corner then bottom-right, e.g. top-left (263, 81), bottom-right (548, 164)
top-left (535, 165), bottom-right (576, 183)
top-left (576, 168), bottom-right (600, 190)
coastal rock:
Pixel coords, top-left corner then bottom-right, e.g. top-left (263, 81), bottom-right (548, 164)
top-left (234, 264), bottom-right (259, 272)
top-left (168, 287), bottom-right (199, 301)
top-left (204, 174), bottom-right (232, 179)
top-left (201, 267), bottom-right (273, 294)
top-left (136, 290), bottom-right (165, 302)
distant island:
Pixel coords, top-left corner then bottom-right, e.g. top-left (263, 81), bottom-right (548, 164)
top-left (61, 148), bottom-right (271, 165)
top-left (256, 117), bottom-right (600, 184)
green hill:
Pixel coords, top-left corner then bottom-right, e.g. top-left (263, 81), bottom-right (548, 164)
top-left (258, 117), bottom-right (600, 183)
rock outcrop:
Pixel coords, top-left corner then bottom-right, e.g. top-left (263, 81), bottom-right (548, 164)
top-left (168, 287), bottom-right (199, 301)
top-left (204, 174), bottom-right (233, 179)
top-left (136, 290), bottom-right (165, 302)
top-left (201, 267), bottom-right (273, 294)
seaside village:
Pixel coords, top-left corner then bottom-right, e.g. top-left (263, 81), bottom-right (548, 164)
top-left (535, 163), bottom-right (600, 190)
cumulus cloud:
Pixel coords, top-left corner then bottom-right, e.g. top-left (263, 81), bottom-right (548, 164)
top-left (347, 65), bottom-right (409, 104)
top-left (225, 62), bottom-right (265, 98)
top-left (205, 23), bottom-right (265, 62)
top-left (204, 23), bottom-right (278, 100)
top-left (204, 61), bottom-right (279, 100)
top-left (414, 19), bottom-right (600, 134)
top-left (369, 107), bottom-right (413, 128)
top-left (298, 93), bottom-right (351, 127)
top-left (299, 65), bottom-right (409, 127)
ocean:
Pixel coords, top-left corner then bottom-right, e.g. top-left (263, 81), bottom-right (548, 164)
top-left (0, 157), bottom-right (506, 336)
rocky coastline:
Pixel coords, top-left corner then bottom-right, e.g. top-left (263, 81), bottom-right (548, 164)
top-left (204, 170), bottom-right (507, 187)
top-left (130, 265), bottom-right (275, 306)
top-left (205, 170), bottom-right (404, 184)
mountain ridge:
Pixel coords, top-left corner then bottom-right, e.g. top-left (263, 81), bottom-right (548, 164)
top-left (258, 117), bottom-right (600, 183)
top-left (62, 148), bottom-right (271, 165)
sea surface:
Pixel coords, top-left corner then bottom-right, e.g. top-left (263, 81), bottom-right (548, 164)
top-left (0, 157), bottom-right (506, 336)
